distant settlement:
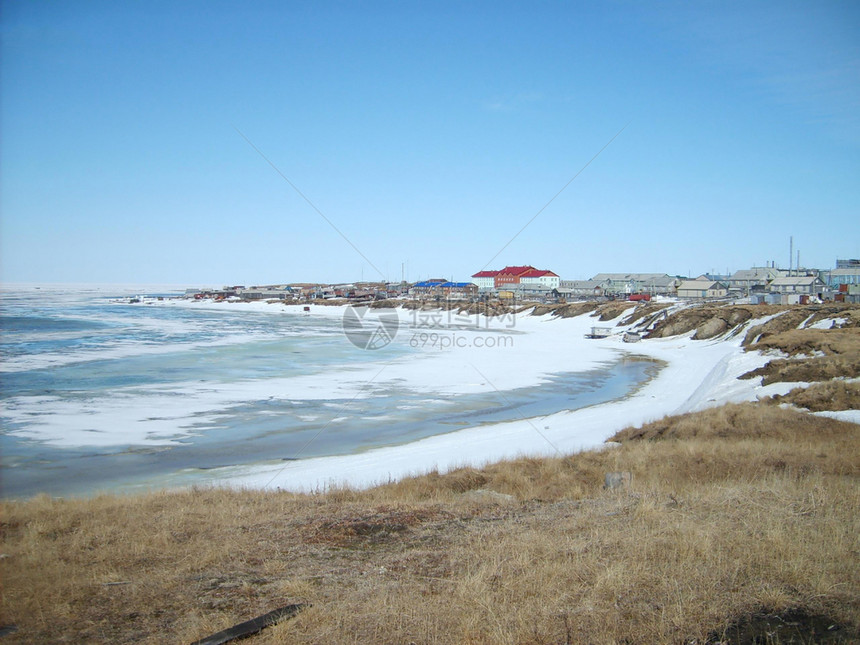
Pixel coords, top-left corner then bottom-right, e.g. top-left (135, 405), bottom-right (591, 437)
top-left (183, 259), bottom-right (860, 306)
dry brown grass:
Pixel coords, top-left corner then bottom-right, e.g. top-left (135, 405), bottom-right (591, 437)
top-left (764, 380), bottom-right (860, 412)
top-left (741, 305), bottom-right (860, 347)
top-left (609, 401), bottom-right (856, 445)
top-left (592, 300), bottom-right (637, 321)
top-left (639, 302), bottom-right (860, 343)
top-left (745, 327), bottom-right (860, 357)
top-left (2, 404), bottom-right (858, 644)
top-left (742, 354), bottom-right (860, 385)
top-left (741, 327), bottom-right (860, 385)
top-left (645, 305), bottom-right (776, 340)
top-left (537, 302), bottom-right (601, 318)
top-left (618, 302), bottom-right (672, 327)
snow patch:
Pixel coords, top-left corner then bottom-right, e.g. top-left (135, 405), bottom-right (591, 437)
top-left (210, 310), bottom-right (788, 493)
top-left (808, 317), bottom-right (846, 330)
top-left (813, 409), bottom-right (860, 425)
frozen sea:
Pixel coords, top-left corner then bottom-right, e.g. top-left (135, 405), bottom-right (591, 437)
top-left (0, 285), bottom-right (657, 499)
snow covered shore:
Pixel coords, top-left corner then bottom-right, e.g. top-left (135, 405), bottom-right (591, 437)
top-left (5, 288), bottom-right (855, 500)
top-left (198, 301), bottom-right (812, 493)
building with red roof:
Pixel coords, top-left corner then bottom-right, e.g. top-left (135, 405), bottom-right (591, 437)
top-left (471, 266), bottom-right (560, 290)
top-left (494, 266), bottom-right (535, 288)
top-left (519, 268), bottom-right (560, 289)
top-left (470, 270), bottom-right (501, 290)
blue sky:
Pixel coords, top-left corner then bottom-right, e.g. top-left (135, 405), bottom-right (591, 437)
top-left (2, 1), bottom-right (858, 285)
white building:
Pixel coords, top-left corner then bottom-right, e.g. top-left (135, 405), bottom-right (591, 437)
top-left (519, 269), bottom-right (560, 290)
top-left (470, 270), bottom-right (500, 291)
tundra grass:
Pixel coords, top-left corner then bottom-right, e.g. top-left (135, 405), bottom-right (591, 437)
top-left (1, 403), bottom-right (858, 644)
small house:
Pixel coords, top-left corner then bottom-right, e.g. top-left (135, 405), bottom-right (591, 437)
top-left (768, 276), bottom-right (826, 295)
top-left (676, 280), bottom-right (728, 299)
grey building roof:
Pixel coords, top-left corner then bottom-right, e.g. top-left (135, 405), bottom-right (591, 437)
top-left (677, 280), bottom-right (725, 291)
top-left (560, 280), bottom-right (604, 290)
top-left (729, 267), bottom-right (785, 282)
top-left (769, 276), bottom-right (823, 287)
top-left (591, 273), bottom-right (672, 283)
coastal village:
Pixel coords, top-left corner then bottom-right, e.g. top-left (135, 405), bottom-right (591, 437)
top-left (184, 258), bottom-right (860, 305)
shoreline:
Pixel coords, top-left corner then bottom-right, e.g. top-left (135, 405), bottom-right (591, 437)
top-left (1, 292), bottom-right (656, 499)
top-left (4, 293), bottom-right (857, 498)
top-left (169, 301), bottom-right (785, 493)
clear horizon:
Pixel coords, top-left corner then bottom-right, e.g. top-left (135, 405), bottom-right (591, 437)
top-left (2, 2), bottom-right (858, 285)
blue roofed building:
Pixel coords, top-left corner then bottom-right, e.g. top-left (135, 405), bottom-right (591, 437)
top-left (409, 280), bottom-right (478, 298)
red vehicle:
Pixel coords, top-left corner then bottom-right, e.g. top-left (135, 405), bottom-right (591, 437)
top-left (628, 293), bottom-right (651, 302)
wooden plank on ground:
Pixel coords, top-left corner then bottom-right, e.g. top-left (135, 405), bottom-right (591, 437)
top-left (190, 603), bottom-right (307, 645)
